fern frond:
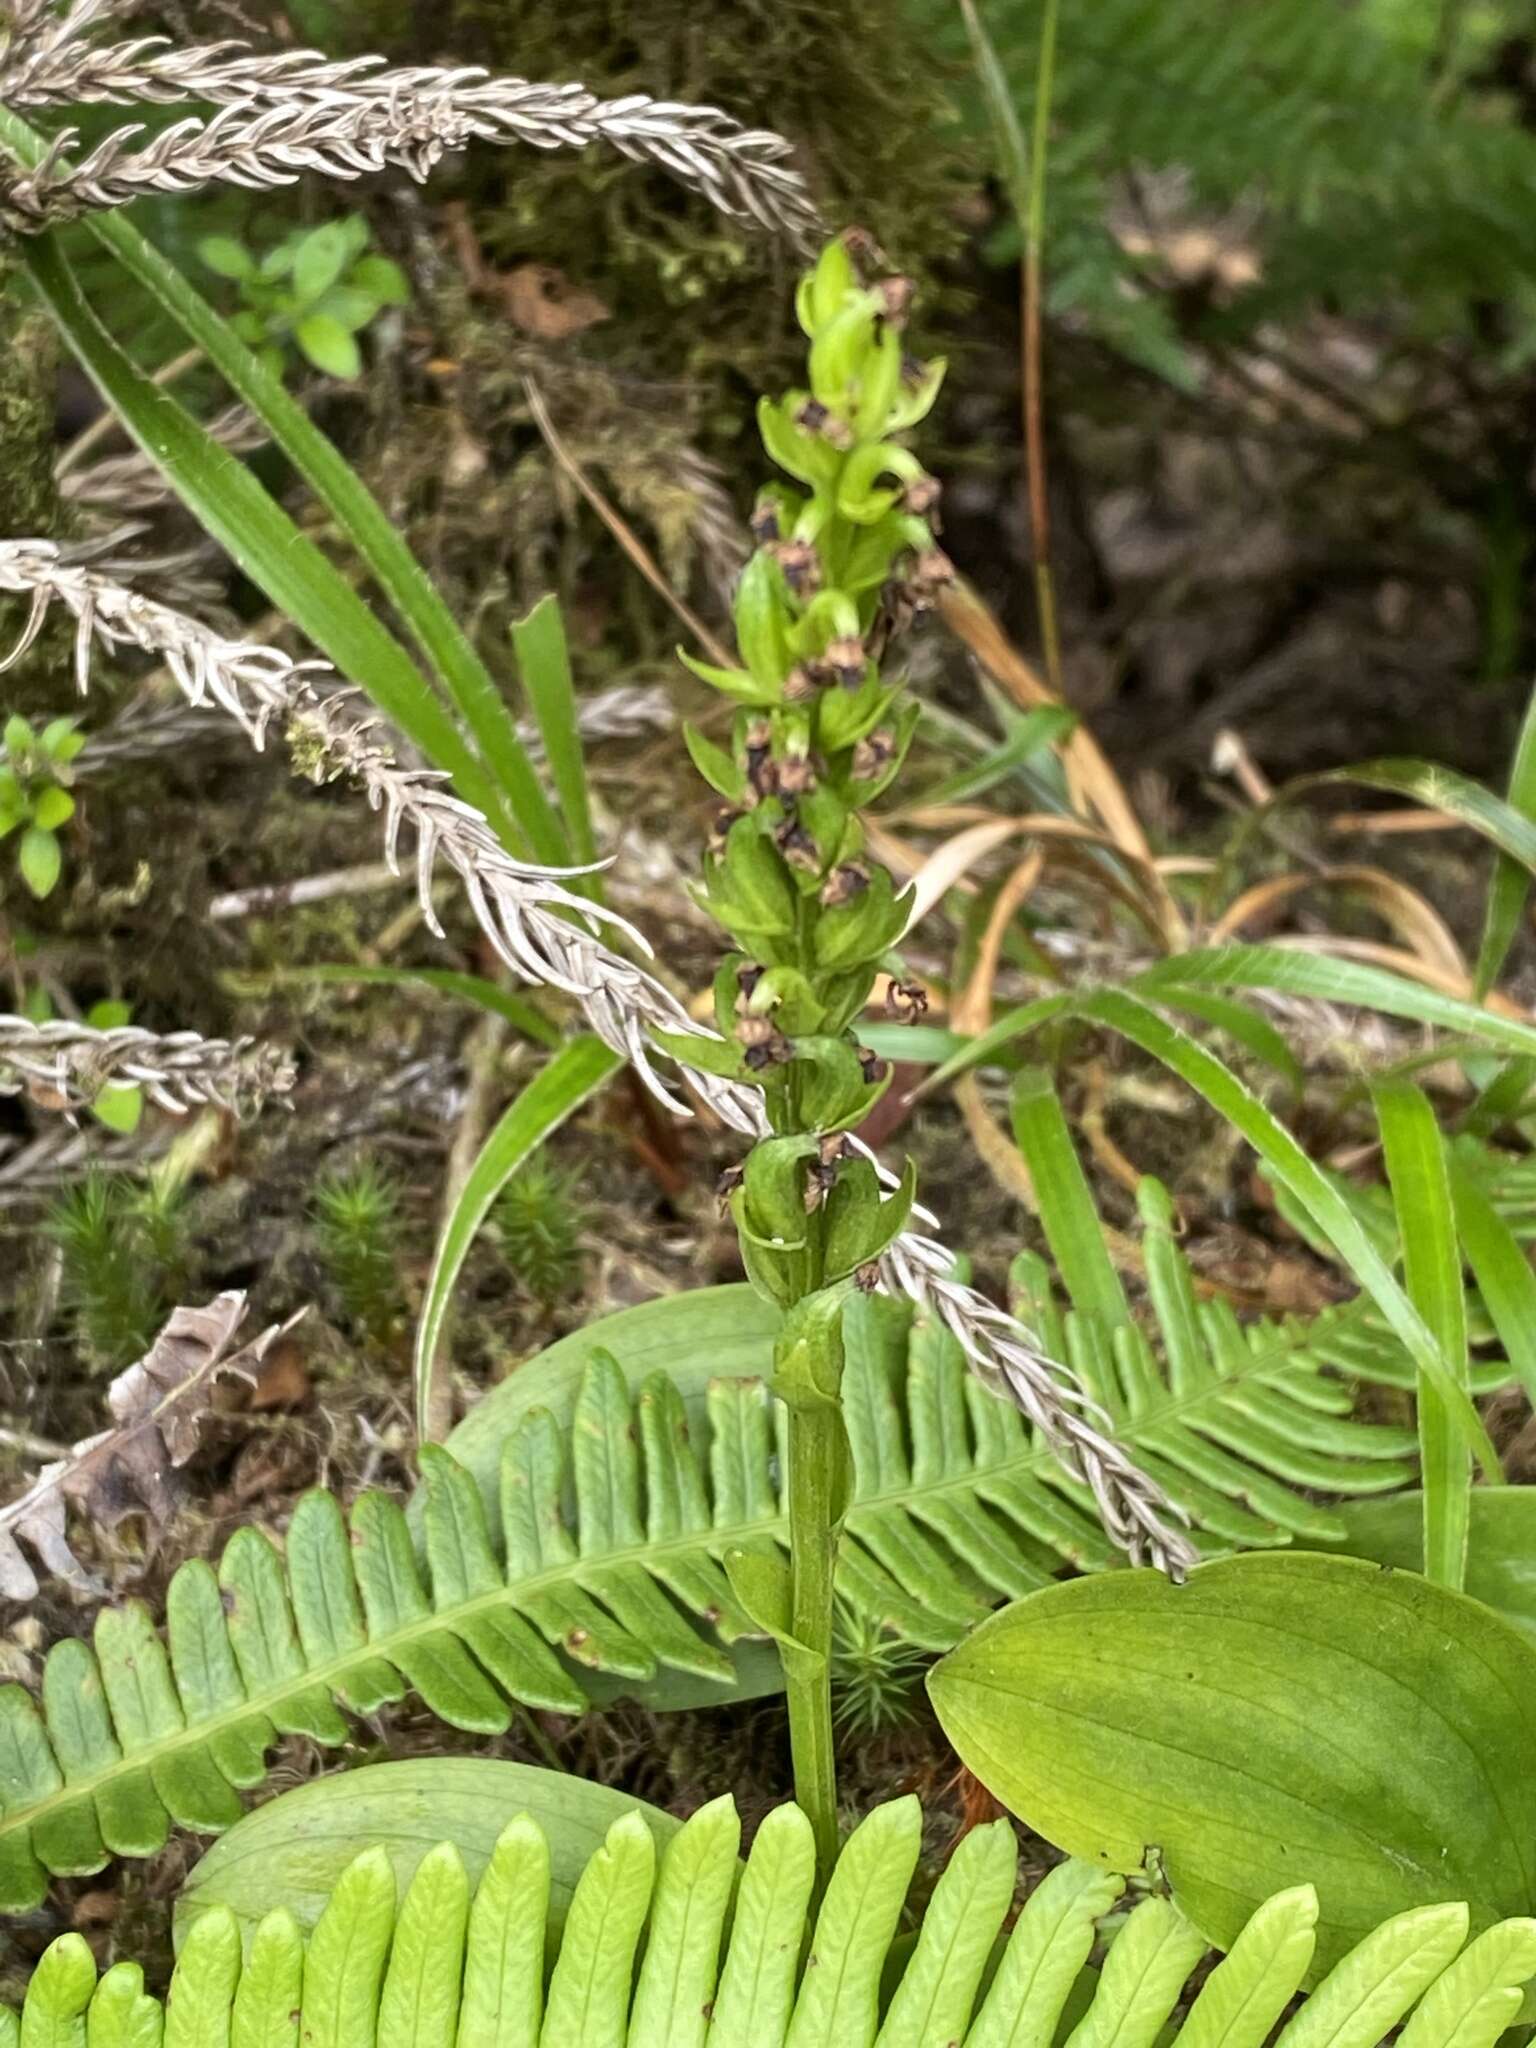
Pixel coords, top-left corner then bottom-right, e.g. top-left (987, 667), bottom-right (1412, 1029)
top-left (928, 0), bottom-right (1536, 347)
top-left (0, 1215), bottom-right (1435, 1905)
top-left (10, 1791), bottom-right (1536, 2046)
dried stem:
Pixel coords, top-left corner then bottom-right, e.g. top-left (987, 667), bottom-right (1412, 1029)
top-left (0, 34), bottom-right (824, 243)
top-left (0, 537), bottom-right (1196, 1572)
top-left (0, 1012), bottom-right (294, 1117)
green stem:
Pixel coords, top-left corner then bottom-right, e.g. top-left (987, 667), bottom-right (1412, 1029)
top-left (785, 1390), bottom-right (842, 1888)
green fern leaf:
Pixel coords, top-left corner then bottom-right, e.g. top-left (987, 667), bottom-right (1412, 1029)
top-left (13, 1791), bottom-right (1536, 2047)
top-left (0, 1204), bottom-right (1444, 1903)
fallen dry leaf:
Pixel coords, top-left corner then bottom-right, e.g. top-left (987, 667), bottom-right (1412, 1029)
top-left (499, 262), bottom-right (611, 340)
top-left (0, 1292), bottom-right (305, 1602)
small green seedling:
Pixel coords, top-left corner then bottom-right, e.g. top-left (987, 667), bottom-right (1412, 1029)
top-left (197, 213), bottom-right (409, 381)
top-left (0, 712), bottom-right (84, 899)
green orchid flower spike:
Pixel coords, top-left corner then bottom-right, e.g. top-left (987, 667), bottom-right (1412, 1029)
top-left (663, 235), bottom-right (952, 1882)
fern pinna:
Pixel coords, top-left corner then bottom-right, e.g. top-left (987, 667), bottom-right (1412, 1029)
top-left (10, 1787), bottom-right (1536, 2048)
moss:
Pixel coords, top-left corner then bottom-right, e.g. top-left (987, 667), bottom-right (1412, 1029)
top-left (0, 264), bottom-right (68, 709)
top-left (341, 0), bottom-right (975, 433)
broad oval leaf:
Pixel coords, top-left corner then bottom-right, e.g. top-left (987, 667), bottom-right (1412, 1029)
top-left (928, 1552), bottom-right (1536, 1978)
top-left (174, 1759), bottom-right (679, 1945)
top-left (1316, 1490), bottom-right (1536, 1644)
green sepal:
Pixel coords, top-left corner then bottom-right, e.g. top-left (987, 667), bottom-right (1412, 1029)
top-left (823, 1156), bottom-right (918, 1281)
top-left (651, 1028), bottom-right (750, 1083)
top-left (789, 1036), bottom-right (884, 1132)
top-left (818, 678), bottom-right (898, 753)
top-left (786, 587), bottom-right (862, 657)
top-left (887, 354), bottom-right (948, 431)
top-left (852, 323), bottom-right (903, 439)
top-left (734, 551), bottom-right (794, 691)
top-left (757, 394), bottom-right (841, 489)
top-left (683, 722), bottom-right (746, 800)
top-left (742, 966), bottom-right (829, 1037)
top-left (813, 866), bottom-right (911, 969)
top-left (800, 239), bottom-right (857, 335)
top-left (741, 1135), bottom-right (821, 1245)
top-left (677, 648), bottom-right (779, 706)
top-left (836, 443), bottom-right (924, 525)
top-left (701, 815), bottom-right (797, 941)
top-left (808, 294), bottom-right (879, 411)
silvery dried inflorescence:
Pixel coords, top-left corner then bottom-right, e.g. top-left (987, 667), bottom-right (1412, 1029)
top-left (0, 28), bottom-right (824, 242)
top-left (0, 536), bottom-right (1196, 1573)
top-left (0, 1012), bottom-right (295, 1117)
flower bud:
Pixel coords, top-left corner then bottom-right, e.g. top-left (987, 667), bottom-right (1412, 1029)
top-left (851, 729), bottom-right (896, 780)
top-left (736, 1016), bottom-right (793, 1070)
top-left (823, 636), bottom-right (866, 689)
top-left (821, 862), bottom-right (870, 909)
top-left (875, 276), bottom-right (915, 329)
top-left (776, 815), bottom-right (821, 873)
top-left (750, 497), bottom-right (782, 547)
top-left (792, 396), bottom-right (854, 450)
top-left (772, 540), bottom-right (823, 600)
top-left (902, 474), bottom-right (942, 519)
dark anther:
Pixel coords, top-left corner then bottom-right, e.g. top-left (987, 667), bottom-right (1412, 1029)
top-left (821, 862), bottom-right (870, 909)
top-left (887, 978), bottom-right (929, 1022)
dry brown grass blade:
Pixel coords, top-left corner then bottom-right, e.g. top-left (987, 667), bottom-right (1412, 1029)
top-left (938, 582), bottom-right (1188, 948)
top-left (950, 851), bottom-right (1047, 1209)
top-left (1078, 1057), bottom-right (1146, 1197)
top-left (522, 374), bottom-right (736, 671)
top-left (888, 810), bottom-right (1169, 942)
top-left (1211, 865), bottom-right (1468, 984)
top-left (1325, 808), bottom-right (1466, 837)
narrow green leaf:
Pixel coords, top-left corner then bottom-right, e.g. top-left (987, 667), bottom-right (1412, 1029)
top-left (902, 706), bottom-right (1075, 810)
top-left (786, 1798), bottom-right (921, 2047)
top-left (874, 1819), bottom-right (1016, 2046)
top-left (1262, 758), bottom-right (1536, 879)
top-left (457, 1815), bottom-right (548, 2048)
top-left (625, 1795), bottom-right (739, 2048)
top-left (1448, 1144), bottom-right (1536, 1410)
top-left (231, 1913), bottom-right (304, 2048)
top-left (965, 1860), bottom-right (1126, 2048)
top-left (1128, 946), bottom-right (1536, 1065)
top-left (1009, 1068), bottom-right (1132, 1335)
top-left (1066, 1897), bottom-right (1206, 2048)
top-left (1375, 1081), bottom-right (1473, 1589)
top-left (1399, 1916), bottom-right (1536, 2048)
top-left (1177, 1887), bottom-right (1319, 2048)
top-left (298, 1848), bottom-right (395, 2048)
top-left (512, 599), bottom-right (598, 872)
top-left (1476, 677), bottom-right (1536, 996)
top-left (0, 105), bottom-right (564, 865)
top-left (414, 1036), bottom-right (620, 1438)
top-left (1273, 1904), bottom-right (1468, 2048)
top-left (375, 1843), bottom-right (469, 2048)
top-left (165, 1909), bottom-right (240, 2048)
top-left (16, 232), bottom-right (523, 848)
